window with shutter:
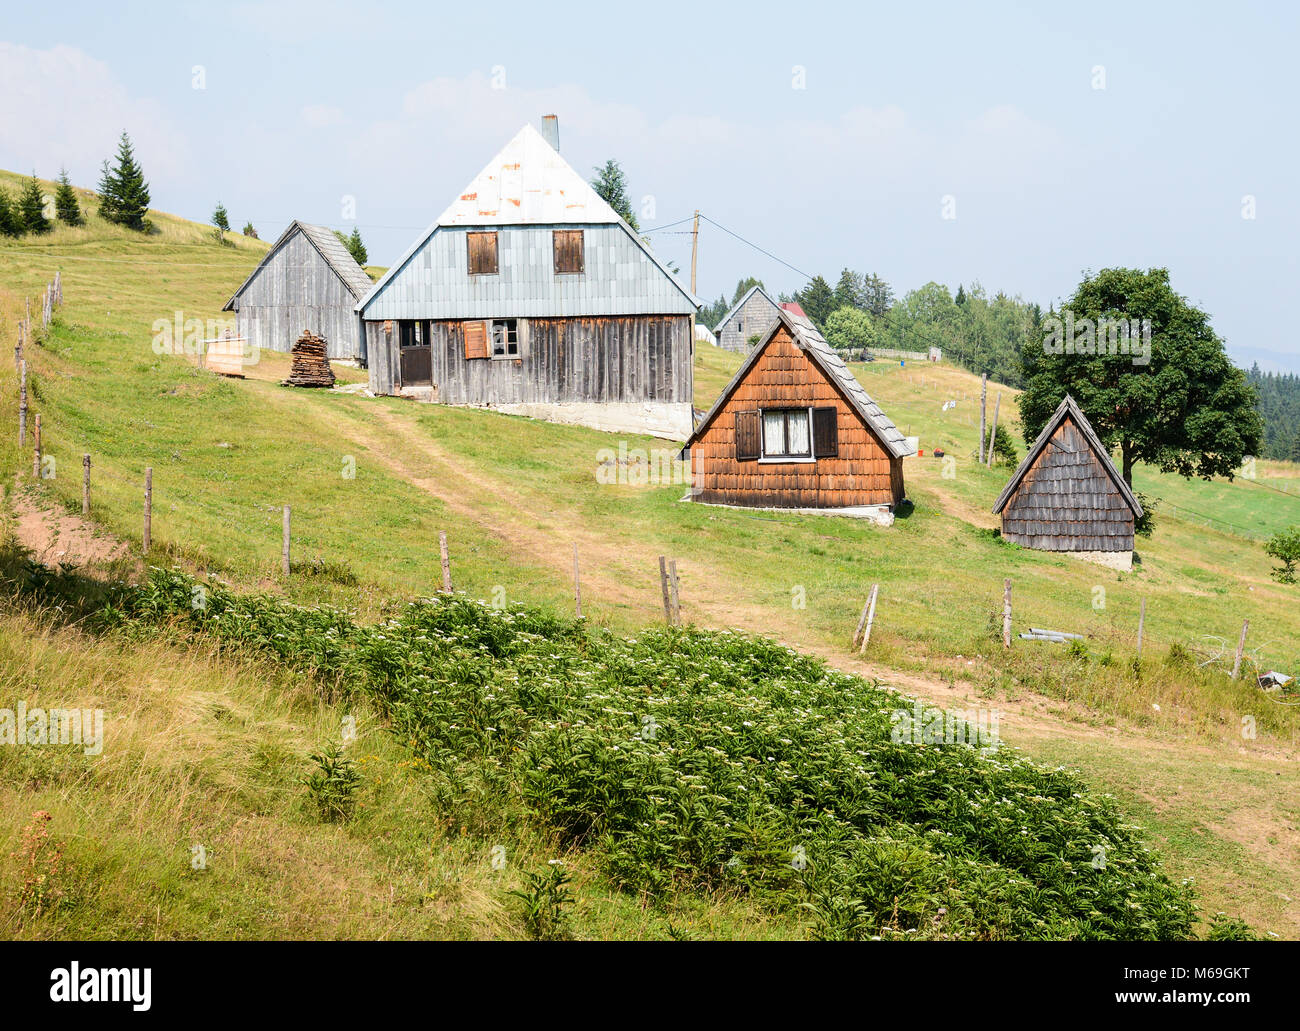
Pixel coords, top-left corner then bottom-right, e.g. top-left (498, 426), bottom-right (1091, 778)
top-left (735, 410), bottom-right (760, 461)
top-left (467, 232), bottom-right (499, 275)
top-left (553, 230), bottom-right (584, 274)
top-left (463, 320), bottom-right (489, 359)
top-left (813, 407), bottom-right (838, 458)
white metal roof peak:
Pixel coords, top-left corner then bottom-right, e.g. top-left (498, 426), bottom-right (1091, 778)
top-left (435, 122), bottom-right (621, 226)
top-left (356, 121), bottom-right (700, 315)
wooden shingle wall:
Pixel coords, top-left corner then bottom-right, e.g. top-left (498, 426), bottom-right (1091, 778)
top-left (690, 326), bottom-right (904, 508)
top-left (717, 289), bottom-right (781, 352)
top-left (1000, 418), bottom-right (1135, 551)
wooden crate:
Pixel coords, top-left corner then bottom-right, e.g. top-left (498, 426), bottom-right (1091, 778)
top-left (203, 335), bottom-right (247, 378)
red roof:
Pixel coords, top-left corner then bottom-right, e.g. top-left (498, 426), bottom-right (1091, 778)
top-left (780, 301), bottom-right (807, 317)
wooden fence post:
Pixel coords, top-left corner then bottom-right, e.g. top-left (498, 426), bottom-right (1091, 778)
top-left (858, 583), bottom-right (880, 655)
top-left (143, 467), bottom-right (152, 554)
top-left (18, 359), bottom-right (27, 447)
top-left (1135, 598), bottom-right (1147, 660)
top-left (282, 506), bottom-right (292, 577)
top-left (82, 454), bottom-right (91, 517)
top-left (852, 596), bottom-right (872, 649)
top-left (1002, 578), bottom-right (1012, 649)
top-left (658, 556), bottom-right (673, 624)
top-left (32, 413), bottom-right (41, 479)
top-left (978, 373), bottom-right (988, 464)
top-left (986, 391), bottom-right (1001, 466)
top-left (439, 530), bottom-right (451, 593)
top-left (1231, 619), bottom-right (1249, 680)
top-left (668, 559), bottom-right (681, 626)
top-left (573, 542), bottom-right (583, 619)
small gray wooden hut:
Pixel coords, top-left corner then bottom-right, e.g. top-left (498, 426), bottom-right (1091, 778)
top-left (355, 117), bottom-right (700, 439)
top-left (223, 220), bottom-right (374, 361)
top-left (992, 395), bottom-right (1144, 570)
top-left (714, 284), bottom-right (781, 352)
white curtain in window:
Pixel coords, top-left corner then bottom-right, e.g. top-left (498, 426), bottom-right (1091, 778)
top-left (763, 412), bottom-right (786, 456)
top-left (787, 410), bottom-right (811, 455)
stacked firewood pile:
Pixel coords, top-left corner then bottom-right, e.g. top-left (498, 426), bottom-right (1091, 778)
top-left (281, 330), bottom-right (335, 388)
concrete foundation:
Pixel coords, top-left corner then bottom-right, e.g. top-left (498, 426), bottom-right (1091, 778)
top-left (1064, 549), bottom-right (1134, 572)
top-left (484, 401), bottom-right (694, 440)
top-left (683, 495), bottom-right (897, 525)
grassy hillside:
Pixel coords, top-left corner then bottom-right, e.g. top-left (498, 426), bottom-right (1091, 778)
top-left (2, 176), bottom-right (1298, 938)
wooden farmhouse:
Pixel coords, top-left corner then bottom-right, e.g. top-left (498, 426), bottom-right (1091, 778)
top-left (223, 220), bottom-right (374, 361)
top-left (682, 309), bottom-right (913, 516)
top-left (355, 117), bottom-right (700, 439)
top-left (715, 284), bottom-right (781, 352)
top-left (992, 395), bottom-right (1144, 570)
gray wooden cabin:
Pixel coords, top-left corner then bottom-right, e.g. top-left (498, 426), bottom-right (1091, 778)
top-left (992, 395), bottom-right (1143, 567)
top-left (223, 220), bottom-right (374, 361)
top-left (356, 119), bottom-right (700, 439)
top-left (714, 284), bottom-right (781, 352)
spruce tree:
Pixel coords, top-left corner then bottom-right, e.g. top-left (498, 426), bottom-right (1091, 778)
top-left (212, 202), bottom-right (230, 242)
top-left (241, 221), bottom-right (258, 239)
top-left (54, 167), bottom-right (83, 226)
top-left (590, 159), bottom-right (639, 231)
top-left (336, 227), bottom-right (367, 266)
top-left (100, 132), bottom-right (151, 230)
top-left (17, 173), bottom-right (50, 234)
top-left (0, 188), bottom-right (21, 237)
top-left (97, 160), bottom-right (119, 223)
top-left (346, 226), bottom-right (367, 266)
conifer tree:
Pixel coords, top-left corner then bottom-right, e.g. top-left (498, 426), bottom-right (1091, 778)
top-left (17, 173), bottom-right (50, 234)
top-left (54, 167), bottom-right (83, 226)
top-left (0, 188), bottom-right (21, 237)
top-left (241, 221), bottom-right (258, 239)
top-left (99, 132), bottom-right (151, 230)
top-left (212, 202), bottom-right (230, 241)
top-left (336, 227), bottom-right (367, 266)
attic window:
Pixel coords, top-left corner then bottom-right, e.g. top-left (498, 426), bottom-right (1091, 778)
top-left (467, 232), bottom-right (499, 275)
top-left (553, 230), bottom-right (584, 274)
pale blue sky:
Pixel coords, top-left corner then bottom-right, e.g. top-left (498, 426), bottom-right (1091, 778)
top-left (3, 1), bottom-right (1297, 371)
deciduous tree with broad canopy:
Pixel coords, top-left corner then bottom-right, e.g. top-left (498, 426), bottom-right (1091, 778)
top-left (1019, 267), bottom-right (1262, 487)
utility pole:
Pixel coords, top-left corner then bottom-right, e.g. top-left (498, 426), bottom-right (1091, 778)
top-left (690, 209), bottom-right (700, 296)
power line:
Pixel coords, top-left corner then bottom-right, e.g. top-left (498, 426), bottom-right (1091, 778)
top-left (639, 216), bottom-right (695, 235)
top-left (697, 213), bottom-right (813, 281)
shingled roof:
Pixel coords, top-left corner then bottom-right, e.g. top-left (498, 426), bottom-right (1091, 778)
top-left (686, 308), bottom-right (913, 459)
top-left (992, 395), bottom-right (1143, 517)
top-left (223, 220), bottom-right (374, 310)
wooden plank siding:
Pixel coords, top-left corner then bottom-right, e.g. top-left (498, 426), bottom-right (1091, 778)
top-left (716, 286), bottom-right (781, 352)
top-left (1000, 417), bottom-right (1135, 551)
top-left (690, 325), bottom-right (904, 508)
top-left (228, 226), bottom-right (367, 360)
top-left (366, 314), bottom-right (691, 405)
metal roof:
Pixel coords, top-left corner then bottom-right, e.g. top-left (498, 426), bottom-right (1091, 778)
top-left (358, 122), bottom-right (699, 315)
top-left (436, 122), bottom-right (620, 226)
top-left (686, 308), bottom-right (914, 460)
top-left (223, 220), bottom-right (374, 309)
top-left (992, 395), bottom-right (1143, 516)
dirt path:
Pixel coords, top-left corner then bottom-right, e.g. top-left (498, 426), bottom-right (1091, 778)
top-left (8, 482), bottom-right (131, 567)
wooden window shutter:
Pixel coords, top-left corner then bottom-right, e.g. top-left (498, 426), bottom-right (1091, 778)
top-left (813, 407), bottom-right (839, 458)
top-left (467, 232), bottom-right (498, 275)
top-left (735, 410), bottom-right (760, 461)
top-left (463, 320), bottom-right (489, 359)
top-left (553, 229), bottom-right (584, 273)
